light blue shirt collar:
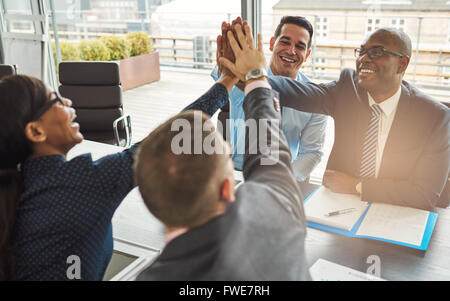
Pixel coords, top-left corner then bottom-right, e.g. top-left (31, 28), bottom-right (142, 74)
top-left (267, 66), bottom-right (303, 81)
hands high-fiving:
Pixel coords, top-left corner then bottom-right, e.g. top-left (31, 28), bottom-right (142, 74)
top-left (217, 18), bottom-right (267, 84)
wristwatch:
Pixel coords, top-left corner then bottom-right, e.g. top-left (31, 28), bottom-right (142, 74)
top-left (245, 68), bottom-right (268, 81)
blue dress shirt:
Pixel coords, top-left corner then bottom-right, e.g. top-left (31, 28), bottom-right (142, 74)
top-left (211, 67), bottom-right (327, 181)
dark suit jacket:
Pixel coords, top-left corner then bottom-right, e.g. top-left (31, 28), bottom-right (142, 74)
top-left (137, 87), bottom-right (310, 281)
top-left (269, 69), bottom-right (450, 211)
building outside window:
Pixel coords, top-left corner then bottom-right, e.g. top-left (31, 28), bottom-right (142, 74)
top-left (316, 16), bottom-right (329, 39)
top-left (366, 17), bottom-right (381, 34)
top-left (313, 52), bottom-right (327, 77)
top-left (447, 19), bottom-right (450, 44)
top-left (391, 18), bottom-right (406, 31)
top-left (441, 58), bottom-right (450, 84)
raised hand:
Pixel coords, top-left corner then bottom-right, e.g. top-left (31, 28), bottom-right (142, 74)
top-left (217, 22), bottom-right (235, 77)
top-left (219, 16), bottom-right (245, 67)
top-left (231, 18), bottom-right (248, 90)
top-left (231, 17), bottom-right (244, 49)
top-left (215, 22), bottom-right (240, 92)
top-left (219, 23), bottom-right (267, 82)
top-left (217, 22), bottom-right (230, 73)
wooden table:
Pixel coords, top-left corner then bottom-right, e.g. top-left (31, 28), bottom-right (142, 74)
top-left (69, 140), bottom-right (450, 281)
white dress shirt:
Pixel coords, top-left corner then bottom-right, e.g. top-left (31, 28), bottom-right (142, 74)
top-left (367, 86), bottom-right (402, 178)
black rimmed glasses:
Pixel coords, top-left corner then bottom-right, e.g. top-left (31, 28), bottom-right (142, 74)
top-left (31, 92), bottom-right (64, 121)
top-left (354, 46), bottom-right (406, 59)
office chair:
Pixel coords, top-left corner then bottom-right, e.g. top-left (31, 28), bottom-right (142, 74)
top-left (0, 64), bottom-right (17, 78)
top-left (58, 61), bottom-right (132, 147)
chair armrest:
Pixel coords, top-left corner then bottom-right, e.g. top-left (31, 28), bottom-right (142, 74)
top-left (113, 114), bottom-right (132, 147)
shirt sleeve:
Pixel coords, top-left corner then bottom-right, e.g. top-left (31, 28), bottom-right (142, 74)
top-left (211, 65), bottom-right (220, 81)
top-left (292, 113), bottom-right (327, 182)
top-left (182, 83), bottom-right (229, 116)
top-left (244, 80), bottom-right (272, 95)
top-left (86, 143), bottom-right (139, 209)
top-left (268, 75), bottom-right (338, 117)
top-left (242, 88), bottom-right (306, 222)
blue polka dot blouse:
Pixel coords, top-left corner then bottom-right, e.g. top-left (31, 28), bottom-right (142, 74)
top-left (12, 145), bottom-right (138, 280)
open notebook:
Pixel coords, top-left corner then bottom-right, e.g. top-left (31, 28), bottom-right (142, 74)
top-left (303, 186), bottom-right (438, 250)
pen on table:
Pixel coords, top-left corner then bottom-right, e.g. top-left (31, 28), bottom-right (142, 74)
top-left (325, 208), bottom-right (356, 217)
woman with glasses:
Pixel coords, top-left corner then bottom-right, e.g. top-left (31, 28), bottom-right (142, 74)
top-left (0, 73), bottom-right (235, 280)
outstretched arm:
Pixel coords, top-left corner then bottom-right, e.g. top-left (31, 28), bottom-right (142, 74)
top-left (183, 32), bottom-right (239, 116)
top-left (221, 22), bottom-right (306, 220)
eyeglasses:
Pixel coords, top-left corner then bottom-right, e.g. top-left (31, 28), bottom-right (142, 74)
top-left (31, 92), bottom-right (64, 121)
top-left (354, 46), bottom-right (406, 59)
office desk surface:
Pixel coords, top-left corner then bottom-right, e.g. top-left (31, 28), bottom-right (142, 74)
top-left (69, 140), bottom-right (450, 281)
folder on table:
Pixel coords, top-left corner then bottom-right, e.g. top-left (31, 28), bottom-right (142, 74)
top-left (303, 186), bottom-right (438, 250)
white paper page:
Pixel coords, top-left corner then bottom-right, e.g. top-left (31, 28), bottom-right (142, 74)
top-left (356, 203), bottom-right (429, 246)
top-left (304, 186), bottom-right (368, 231)
top-left (309, 259), bottom-right (385, 281)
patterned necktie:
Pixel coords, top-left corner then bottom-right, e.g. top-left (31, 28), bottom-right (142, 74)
top-left (360, 104), bottom-right (383, 178)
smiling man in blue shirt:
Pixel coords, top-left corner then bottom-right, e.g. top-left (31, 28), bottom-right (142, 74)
top-left (212, 16), bottom-right (327, 182)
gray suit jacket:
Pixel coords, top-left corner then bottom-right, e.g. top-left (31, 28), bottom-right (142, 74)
top-left (269, 69), bottom-right (450, 211)
top-left (137, 87), bottom-right (310, 281)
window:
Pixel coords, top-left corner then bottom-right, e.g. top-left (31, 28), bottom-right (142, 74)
top-left (316, 17), bottom-right (329, 39)
top-left (366, 17), bottom-right (381, 34)
top-left (447, 19), bottom-right (450, 44)
top-left (3, 0), bottom-right (32, 14)
top-left (3, 0), bottom-right (34, 33)
top-left (391, 18), bottom-right (405, 31)
top-left (441, 58), bottom-right (450, 84)
top-left (313, 52), bottom-right (327, 77)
